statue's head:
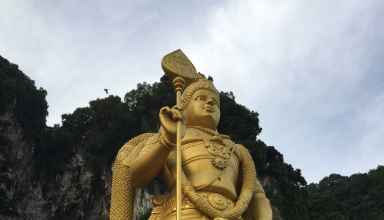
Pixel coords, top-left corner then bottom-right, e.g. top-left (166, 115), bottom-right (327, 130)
top-left (180, 78), bottom-right (220, 130)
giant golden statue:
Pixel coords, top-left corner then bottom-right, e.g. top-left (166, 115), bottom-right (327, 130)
top-left (110, 50), bottom-right (272, 220)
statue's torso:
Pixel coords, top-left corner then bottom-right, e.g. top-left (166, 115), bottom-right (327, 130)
top-left (166, 127), bottom-right (240, 201)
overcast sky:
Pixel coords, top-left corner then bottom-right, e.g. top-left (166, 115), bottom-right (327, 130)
top-left (1, 0), bottom-right (383, 183)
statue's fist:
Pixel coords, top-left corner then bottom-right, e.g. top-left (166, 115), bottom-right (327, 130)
top-left (159, 106), bottom-right (183, 143)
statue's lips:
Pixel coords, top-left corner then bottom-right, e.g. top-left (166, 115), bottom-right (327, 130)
top-left (204, 107), bottom-right (215, 113)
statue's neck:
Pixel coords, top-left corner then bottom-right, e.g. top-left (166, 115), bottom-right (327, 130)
top-left (186, 125), bottom-right (218, 136)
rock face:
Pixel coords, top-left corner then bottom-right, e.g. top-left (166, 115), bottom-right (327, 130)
top-left (0, 108), bottom-right (151, 220)
top-left (0, 56), bottom-right (46, 219)
top-left (0, 55), bottom-right (108, 219)
top-left (0, 109), bottom-right (110, 219)
top-left (0, 111), bottom-right (44, 219)
top-left (40, 154), bottom-right (111, 219)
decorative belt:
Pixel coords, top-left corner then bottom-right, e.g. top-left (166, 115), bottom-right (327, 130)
top-left (198, 192), bottom-right (235, 211)
top-left (151, 191), bottom-right (235, 216)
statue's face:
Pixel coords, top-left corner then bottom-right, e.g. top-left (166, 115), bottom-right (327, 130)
top-left (183, 89), bottom-right (220, 130)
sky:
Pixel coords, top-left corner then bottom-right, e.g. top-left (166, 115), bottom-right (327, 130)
top-left (1, 0), bottom-right (383, 183)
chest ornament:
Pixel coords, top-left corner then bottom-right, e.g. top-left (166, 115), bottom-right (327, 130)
top-left (204, 135), bottom-right (236, 170)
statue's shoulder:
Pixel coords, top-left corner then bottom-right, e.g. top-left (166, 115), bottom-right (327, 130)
top-left (228, 141), bottom-right (251, 161)
top-left (125, 132), bottom-right (159, 147)
top-left (115, 133), bottom-right (159, 165)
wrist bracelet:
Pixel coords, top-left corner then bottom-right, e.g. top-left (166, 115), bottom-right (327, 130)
top-left (159, 133), bottom-right (176, 150)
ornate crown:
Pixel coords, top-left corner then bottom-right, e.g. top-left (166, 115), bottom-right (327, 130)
top-left (161, 49), bottom-right (219, 109)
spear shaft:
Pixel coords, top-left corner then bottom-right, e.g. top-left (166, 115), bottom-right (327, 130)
top-left (173, 77), bottom-right (185, 220)
top-left (161, 49), bottom-right (198, 220)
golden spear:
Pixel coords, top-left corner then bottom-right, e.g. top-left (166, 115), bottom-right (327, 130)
top-left (161, 49), bottom-right (199, 220)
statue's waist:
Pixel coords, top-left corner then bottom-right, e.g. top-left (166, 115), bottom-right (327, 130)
top-left (151, 191), bottom-right (236, 217)
top-left (181, 159), bottom-right (239, 200)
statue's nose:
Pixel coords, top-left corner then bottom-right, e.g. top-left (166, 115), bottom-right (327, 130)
top-left (206, 98), bottom-right (215, 106)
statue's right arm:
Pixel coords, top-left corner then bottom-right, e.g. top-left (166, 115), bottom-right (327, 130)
top-left (111, 133), bottom-right (173, 220)
top-left (114, 106), bottom-right (179, 188)
top-left (126, 132), bottom-right (173, 188)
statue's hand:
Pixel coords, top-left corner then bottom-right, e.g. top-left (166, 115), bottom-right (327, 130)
top-left (159, 106), bottom-right (183, 144)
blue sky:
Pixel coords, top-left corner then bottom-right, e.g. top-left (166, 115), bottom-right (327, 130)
top-left (1, 0), bottom-right (383, 183)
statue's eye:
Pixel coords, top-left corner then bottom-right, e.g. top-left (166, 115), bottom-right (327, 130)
top-left (196, 95), bottom-right (206, 101)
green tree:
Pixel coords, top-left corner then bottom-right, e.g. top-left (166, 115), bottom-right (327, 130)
top-left (307, 166), bottom-right (384, 220)
top-left (0, 56), bottom-right (48, 139)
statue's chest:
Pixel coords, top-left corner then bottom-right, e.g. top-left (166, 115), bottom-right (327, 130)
top-left (181, 135), bottom-right (238, 170)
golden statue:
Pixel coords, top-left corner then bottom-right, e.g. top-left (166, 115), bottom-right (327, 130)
top-left (110, 50), bottom-right (272, 220)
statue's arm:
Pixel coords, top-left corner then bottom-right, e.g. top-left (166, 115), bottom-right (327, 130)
top-left (238, 145), bottom-right (272, 220)
top-left (110, 133), bottom-right (174, 220)
top-left (128, 132), bottom-right (173, 187)
top-left (117, 105), bottom-right (181, 188)
top-left (251, 179), bottom-right (273, 220)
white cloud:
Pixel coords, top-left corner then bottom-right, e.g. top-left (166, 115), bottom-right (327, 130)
top-left (181, 0), bottom-right (384, 182)
top-left (0, 0), bottom-right (383, 182)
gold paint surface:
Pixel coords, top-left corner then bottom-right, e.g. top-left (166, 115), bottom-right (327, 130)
top-left (110, 50), bottom-right (272, 220)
